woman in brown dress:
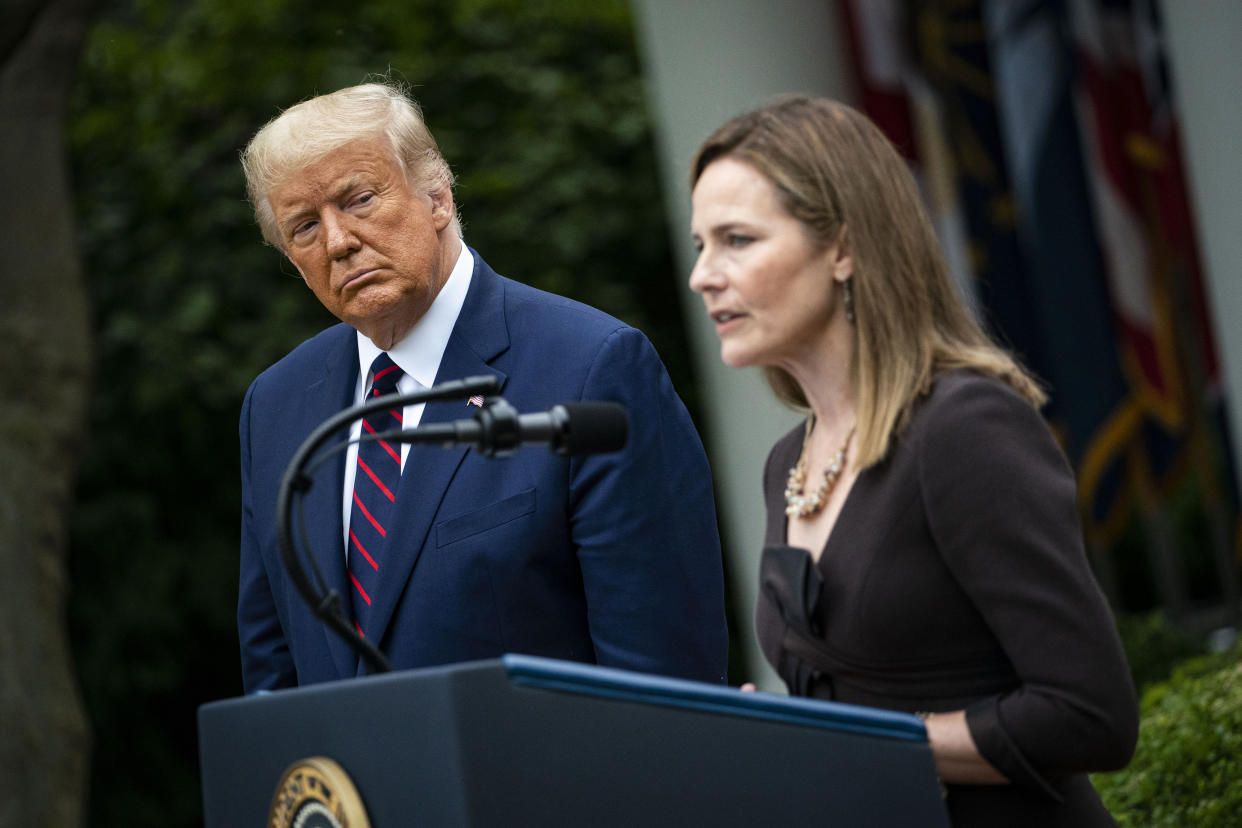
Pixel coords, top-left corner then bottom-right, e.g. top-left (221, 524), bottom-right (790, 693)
top-left (688, 96), bottom-right (1138, 826)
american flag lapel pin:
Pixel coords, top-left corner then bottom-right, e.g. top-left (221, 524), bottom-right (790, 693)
top-left (467, 394), bottom-right (484, 408)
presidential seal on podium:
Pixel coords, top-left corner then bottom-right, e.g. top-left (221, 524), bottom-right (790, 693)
top-left (268, 756), bottom-right (371, 828)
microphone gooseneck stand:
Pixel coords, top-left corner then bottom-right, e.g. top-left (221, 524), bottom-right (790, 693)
top-left (276, 375), bottom-right (502, 676)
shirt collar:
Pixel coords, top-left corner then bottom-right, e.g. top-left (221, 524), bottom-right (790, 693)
top-left (356, 244), bottom-right (474, 389)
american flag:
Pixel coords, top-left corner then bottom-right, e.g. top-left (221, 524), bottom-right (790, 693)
top-left (467, 394), bottom-right (484, 407)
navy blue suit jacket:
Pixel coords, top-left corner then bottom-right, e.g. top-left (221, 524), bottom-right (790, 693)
top-left (238, 252), bottom-right (728, 692)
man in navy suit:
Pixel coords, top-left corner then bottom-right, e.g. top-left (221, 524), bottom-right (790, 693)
top-left (236, 83), bottom-right (727, 693)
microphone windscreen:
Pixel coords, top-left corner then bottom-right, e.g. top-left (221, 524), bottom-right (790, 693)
top-left (559, 402), bottom-right (628, 454)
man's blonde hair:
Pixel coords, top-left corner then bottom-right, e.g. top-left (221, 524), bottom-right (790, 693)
top-left (241, 82), bottom-right (458, 247)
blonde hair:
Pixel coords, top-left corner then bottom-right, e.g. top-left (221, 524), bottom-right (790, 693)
top-left (691, 95), bottom-right (1045, 468)
top-left (241, 81), bottom-right (458, 247)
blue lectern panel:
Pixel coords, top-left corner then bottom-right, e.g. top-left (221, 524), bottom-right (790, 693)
top-left (501, 652), bottom-right (927, 742)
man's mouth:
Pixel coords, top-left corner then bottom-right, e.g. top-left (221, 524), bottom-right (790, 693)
top-left (342, 267), bottom-right (378, 289)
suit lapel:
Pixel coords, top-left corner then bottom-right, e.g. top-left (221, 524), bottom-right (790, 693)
top-left (297, 328), bottom-right (365, 679)
top-left (366, 253), bottom-right (511, 650)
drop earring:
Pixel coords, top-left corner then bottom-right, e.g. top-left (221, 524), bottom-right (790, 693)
top-left (842, 278), bottom-right (855, 325)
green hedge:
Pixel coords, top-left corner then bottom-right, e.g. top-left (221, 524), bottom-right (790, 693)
top-left (1094, 642), bottom-right (1242, 827)
top-left (1112, 611), bottom-right (1208, 691)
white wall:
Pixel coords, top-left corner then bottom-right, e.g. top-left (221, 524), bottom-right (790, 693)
top-left (631, 0), bottom-right (854, 689)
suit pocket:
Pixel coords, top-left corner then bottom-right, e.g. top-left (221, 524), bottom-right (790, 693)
top-left (435, 488), bottom-right (537, 547)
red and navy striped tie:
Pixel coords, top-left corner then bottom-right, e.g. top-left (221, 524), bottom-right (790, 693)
top-left (348, 353), bottom-right (404, 639)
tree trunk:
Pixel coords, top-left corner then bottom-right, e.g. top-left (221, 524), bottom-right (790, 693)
top-left (0, 0), bottom-right (94, 825)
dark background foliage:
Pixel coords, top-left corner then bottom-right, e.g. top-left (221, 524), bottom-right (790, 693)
top-left (66, 1), bottom-right (708, 823)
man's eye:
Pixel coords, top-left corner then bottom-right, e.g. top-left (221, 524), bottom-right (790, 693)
top-left (293, 220), bottom-right (317, 238)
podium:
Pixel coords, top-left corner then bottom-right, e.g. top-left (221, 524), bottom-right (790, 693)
top-left (198, 655), bottom-right (949, 826)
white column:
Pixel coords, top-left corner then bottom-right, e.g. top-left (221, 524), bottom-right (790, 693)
top-left (1160, 0), bottom-right (1242, 483)
top-left (632, 0), bottom-right (854, 690)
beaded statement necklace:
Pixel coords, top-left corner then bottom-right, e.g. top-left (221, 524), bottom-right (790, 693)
top-left (784, 418), bottom-right (856, 519)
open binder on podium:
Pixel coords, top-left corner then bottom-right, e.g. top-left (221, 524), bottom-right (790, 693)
top-left (198, 653), bottom-right (950, 826)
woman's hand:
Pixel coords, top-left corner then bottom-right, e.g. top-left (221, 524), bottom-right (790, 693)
top-left (921, 710), bottom-right (1008, 784)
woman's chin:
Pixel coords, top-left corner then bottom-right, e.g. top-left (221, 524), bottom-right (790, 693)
top-left (719, 346), bottom-right (759, 370)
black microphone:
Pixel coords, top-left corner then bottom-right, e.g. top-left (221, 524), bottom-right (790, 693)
top-left (389, 398), bottom-right (628, 457)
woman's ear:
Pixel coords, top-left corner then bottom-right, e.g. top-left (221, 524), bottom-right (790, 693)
top-left (832, 227), bottom-right (853, 283)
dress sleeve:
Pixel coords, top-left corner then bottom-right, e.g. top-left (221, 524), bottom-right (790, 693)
top-left (917, 375), bottom-right (1138, 796)
top-left (568, 326), bottom-right (729, 684)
